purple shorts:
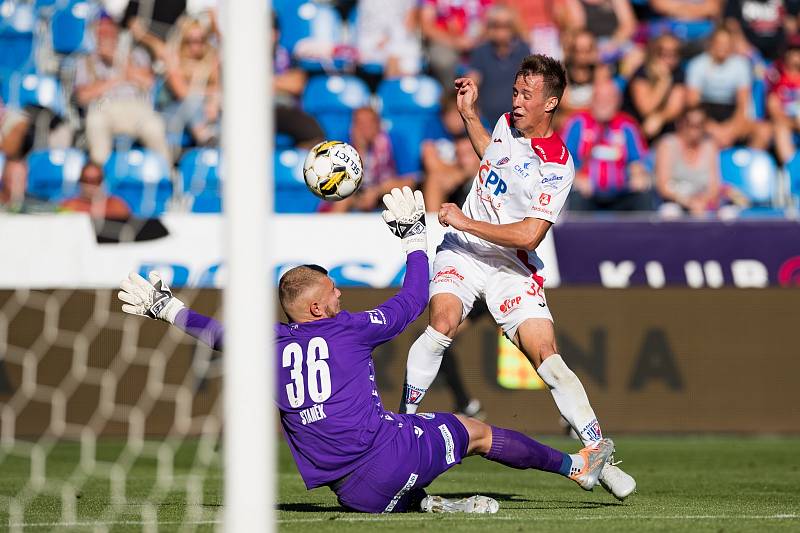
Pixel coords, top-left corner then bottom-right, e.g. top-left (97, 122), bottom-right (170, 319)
top-left (332, 412), bottom-right (470, 513)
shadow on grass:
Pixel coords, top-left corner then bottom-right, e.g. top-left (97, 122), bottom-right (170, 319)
top-left (278, 503), bottom-right (358, 513)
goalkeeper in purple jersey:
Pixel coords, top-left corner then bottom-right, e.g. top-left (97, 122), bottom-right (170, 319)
top-left (118, 187), bottom-right (614, 514)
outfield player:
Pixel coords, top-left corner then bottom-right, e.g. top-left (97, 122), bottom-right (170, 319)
top-left (399, 55), bottom-right (637, 500)
top-left (118, 187), bottom-right (614, 514)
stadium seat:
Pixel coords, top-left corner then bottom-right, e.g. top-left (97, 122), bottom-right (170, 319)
top-left (178, 148), bottom-right (222, 213)
top-left (785, 152), bottom-right (800, 209)
top-left (51, 1), bottom-right (92, 55)
top-left (302, 75), bottom-right (369, 141)
top-left (719, 147), bottom-right (783, 216)
top-left (378, 75), bottom-right (442, 175)
top-left (0, 2), bottom-right (35, 73)
top-left (27, 148), bottom-right (86, 201)
top-left (275, 0), bottom-right (313, 55)
top-left (1, 73), bottom-right (66, 115)
top-left (104, 149), bottom-right (173, 217)
top-left (274, 148), bottom-right (319, 213)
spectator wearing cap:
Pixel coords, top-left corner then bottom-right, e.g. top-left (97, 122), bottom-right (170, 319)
top-left (768, 36), bottom-right (800, 164)
top-left (466, 5), bottom-right (532, 125)
top-left (60, 162), bottom-right (131, 220)
top-left (75, 14), bottom-right (171, 165)
top-left (562, 78), bottom-right (653, 211)
top-left (685, 26), bottom-right (771, 149)
top-left (0, 160), bottom-right (54, 214)
top-left (655, 105), bottom-right (722, 217)
top-left (420, 0), bottom-right (492, 88)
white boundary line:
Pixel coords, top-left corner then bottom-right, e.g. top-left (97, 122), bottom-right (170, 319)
top-left (11, 513), bottom-right (799, 528)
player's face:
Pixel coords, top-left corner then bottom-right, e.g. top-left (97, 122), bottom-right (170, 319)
top-left (317, 277), bottom-right (342, 318)
top-left (512, 75), bottom-right (555, 134)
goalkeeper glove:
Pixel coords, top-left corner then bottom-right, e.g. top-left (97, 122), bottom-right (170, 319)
top-left (381, 186), bottom-right (428, 255)
top-left (118, 271), bottom-right (185, 324)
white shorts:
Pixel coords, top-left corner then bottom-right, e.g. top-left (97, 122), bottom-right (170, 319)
top-left (429, 234), bottom-right (553, 339)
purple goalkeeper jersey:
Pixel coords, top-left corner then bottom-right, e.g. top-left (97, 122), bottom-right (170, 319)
top-left (275, 250), bottom-right (429, 489)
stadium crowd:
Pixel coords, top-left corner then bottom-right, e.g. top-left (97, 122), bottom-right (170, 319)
top-left (1, 0), bottom-right (799, 218)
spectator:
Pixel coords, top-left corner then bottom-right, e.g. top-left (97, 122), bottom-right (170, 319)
top-left (467, 5), bottom-right (532, 125)
top-left (768, 36), bottom-right (800, 164)
top-left (0, 160), bottom-right (53, 213)
top-left (423, 134), bottom-right (481, 211)
top-left (623, 33), bottom-right (686, 139)
top-left (326, 107), bottom-right (415, 212)
top-left (273, 16), bottom-right (325, 150)
top-left (123, 0), bottom-right (186, 44)
top-left (75, 14), bottom-right (171, 165)
top-left (649, 0), bottom-right (722, 57)
top-left (655, 105), bottom-right (721, 217)
top-left (420, 92), bottom-right (467, 192)
top-left (725, 0), bottom-right (799, 61)
top-left (685, 27), bottom-right (771, 149)
top-left (559, 31), bottom-right (612, 123)
top-left (60, 162), bottom-right (131, 220)
top-left (355, 0), bottom-right (422, 78)
top-left (420, 0), bottom-right (492, 88)
top-left (569, 0), bottom-right (643, 76)
top-left (496, 0), bottom-right (575, 59)
top-left (0, 100), bottom-right (29, 158)
top-left (562, 78), bottom-right (653, 211)
top-left (159, 18), bottom-right (221, 148)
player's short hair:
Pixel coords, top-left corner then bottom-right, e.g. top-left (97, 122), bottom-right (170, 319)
top-left (515, 54), bottom-right (567, 103)
top-left (278, 265), bottom-right (329, 316)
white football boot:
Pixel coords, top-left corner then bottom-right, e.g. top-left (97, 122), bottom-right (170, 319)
top-left (599, 456), bottom-right (637, 500)
top-left (569, 438), bottom-right (615, 490)
top-left (420, 495), bottom-right (499, 514)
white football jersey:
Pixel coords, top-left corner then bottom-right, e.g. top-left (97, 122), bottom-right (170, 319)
top-left (450, 113), bottom-right (575, 277)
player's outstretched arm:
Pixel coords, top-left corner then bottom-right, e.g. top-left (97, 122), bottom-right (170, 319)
top-left (454, 78), bottom-right (491, 159)
top-left (118, 272), bottom-right (225, 351)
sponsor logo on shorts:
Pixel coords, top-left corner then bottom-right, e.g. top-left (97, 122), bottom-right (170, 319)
top-left (499, 296), bottom-right (522, 315)
top-left (383, 473), bottom-right (419, 513)
top-left (433, 266), bottom-right (465, 284)
top-left (539, 193), bottom-right (552, 206)
top-left (581, 419), bottom-right (603, 442)
top-left (438, 424), bottom-right (456, 465)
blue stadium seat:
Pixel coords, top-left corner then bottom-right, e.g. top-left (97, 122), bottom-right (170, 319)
top-left (378, 75), bottom-right (442, 175)
top-left (275, 0), bottom-right (313, 55)
top-left (302, 75), bottom-right (369, 141)
top-left (0, 3), bottom-right (35, 72)
top-left (104, 149), bottom-right (173, 217)
top-left (1, 73), bottom-right (66, 115)
top-left (179, 148), bottom-right (222, 213)
top-left (27, 149), bottom-right (86, 201)
top-left (719, 147), bottom-right (783, 215)
top-left (274, 148), bottom-right (319, 213)
top-left (51, 1), bottom-right (93, 55)
top-left (786, 152), bottom-right (800, 209)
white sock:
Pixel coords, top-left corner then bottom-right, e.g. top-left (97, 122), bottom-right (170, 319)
top-left (401, 326), bottom-right (452, 414)
top-left (536, 354), bottom-right (603, 446)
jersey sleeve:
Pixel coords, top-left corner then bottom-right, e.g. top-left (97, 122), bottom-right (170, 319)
top-left (347, 250), bottom-right (429, 347)
top-left (528, 159), bottom-right (575, 224)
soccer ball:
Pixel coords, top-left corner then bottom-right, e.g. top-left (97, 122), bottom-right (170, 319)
top-left (303, 141), bottom-right (364, 201)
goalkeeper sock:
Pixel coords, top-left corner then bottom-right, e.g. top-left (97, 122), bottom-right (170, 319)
top-left (485, 426), bottom-right (568, 474)
top-left (401, 326), bottom-right (451, 414)
top-left (537, 354), bottom-right (603, 446)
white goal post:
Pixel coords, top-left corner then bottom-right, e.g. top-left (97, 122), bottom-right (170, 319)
top-left (222, 0), bottom-right (274, 531)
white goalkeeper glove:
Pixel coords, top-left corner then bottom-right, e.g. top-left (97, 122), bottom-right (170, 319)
top-left (118, 271), bottom-right (185, 324)
top-left (381, 186), bottom-right (427, 255)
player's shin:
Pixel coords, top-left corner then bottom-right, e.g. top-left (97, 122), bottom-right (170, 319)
top-left (536, 354), bottom-right (603, 446)
top-left (484, 426), bottom-right (579, 476)
top-left (401, 326), bottom-right (451, 413)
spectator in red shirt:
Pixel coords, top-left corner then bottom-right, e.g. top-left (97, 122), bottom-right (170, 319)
top-left (768, 37), bottom-right (800, 164)
top-left (60, 162), bottom-right (131, 220)
top-left (562, 78), bottom-right (653, 211)
top-left (420, 0), bottom-right (493, 87)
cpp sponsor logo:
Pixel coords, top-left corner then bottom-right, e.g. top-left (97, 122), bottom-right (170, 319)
top-left (478, 162), bottom-right (508, 196)
top-left (499, 295), bottom-right (522, 314)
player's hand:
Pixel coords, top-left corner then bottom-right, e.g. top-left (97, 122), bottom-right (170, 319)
top-left (381, 186), bottom-right (427, 255)
top-left (118, 271), bottom-right (185, 324)
top-left (438, 203), bottom-right (471, 231)
top-left (454, 78), bottom-right (479, 120)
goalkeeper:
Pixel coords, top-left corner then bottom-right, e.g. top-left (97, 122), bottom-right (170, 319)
top-left (118, 187), bottom-right (613, 514)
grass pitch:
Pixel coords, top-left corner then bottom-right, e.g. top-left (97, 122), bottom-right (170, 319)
top-left (1, 436), bottom-right (799, 531)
